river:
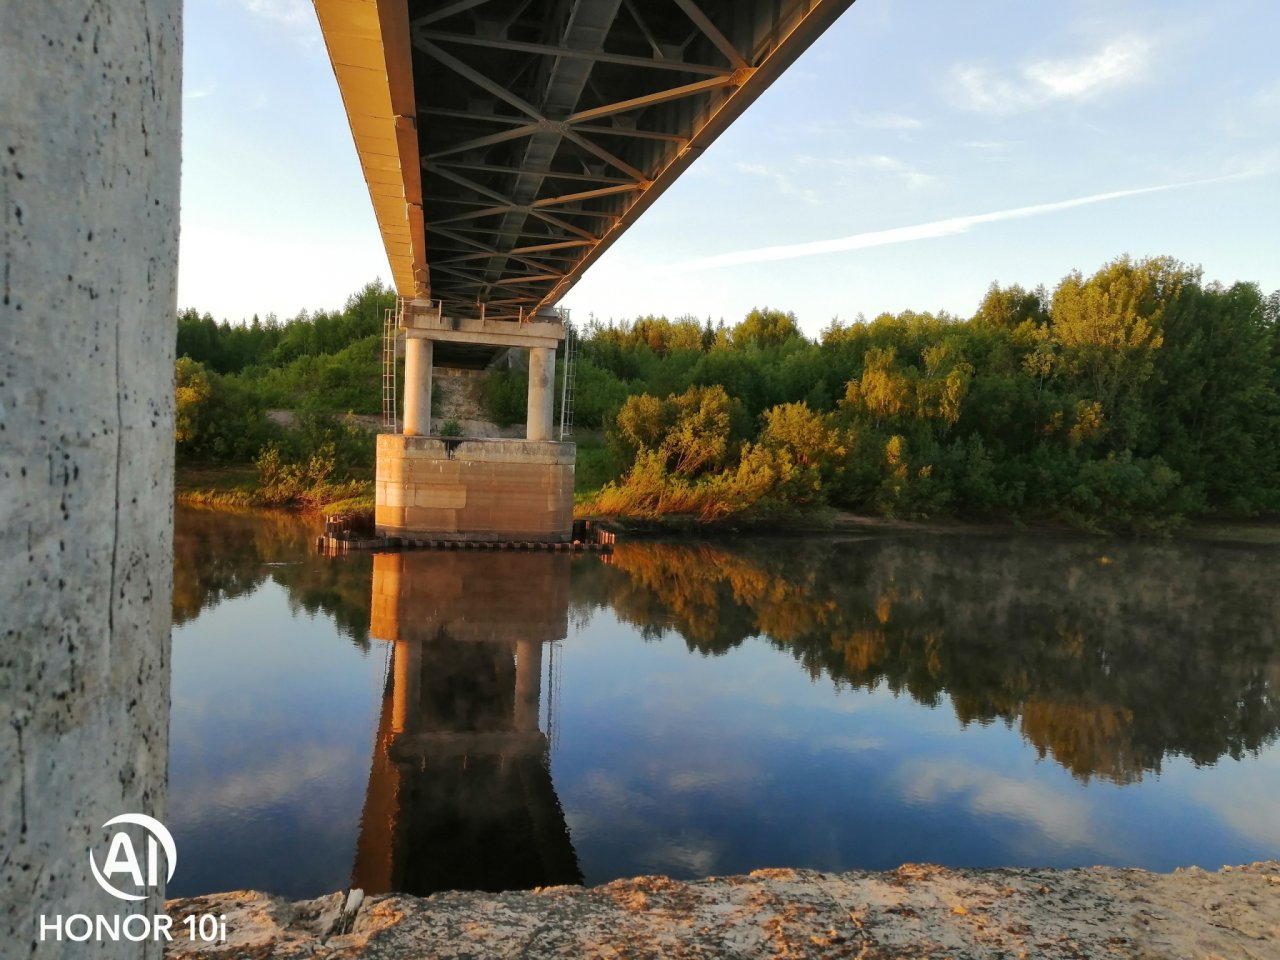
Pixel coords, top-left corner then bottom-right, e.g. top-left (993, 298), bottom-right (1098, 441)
top-left (168, 504), bottom-right (1280, 900)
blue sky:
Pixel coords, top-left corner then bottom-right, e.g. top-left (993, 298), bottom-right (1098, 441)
top-left (180, 0), bottom-right (1280, 336)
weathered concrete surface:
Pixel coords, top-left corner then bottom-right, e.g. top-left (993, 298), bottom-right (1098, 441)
top-left (526, 345), bottom-right (556, 442)
top-left (167, 862), bottom-right (1279, 959)
top-left (0, 0), bottom-right (181, 955)
top-left (376, 435), bottom-right (575, 541)
top-left (401, 337), bottom-right (432, 437)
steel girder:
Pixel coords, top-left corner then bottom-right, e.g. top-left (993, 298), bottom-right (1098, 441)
top-left (318, 0), bottom-right (858, 321)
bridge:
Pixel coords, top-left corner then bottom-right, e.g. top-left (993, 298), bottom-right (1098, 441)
top-left (314, 0), bottom-right (857, 542)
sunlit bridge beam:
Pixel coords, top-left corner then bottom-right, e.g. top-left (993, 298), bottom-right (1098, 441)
top-left (566, 74), bottom-right (741, 125)
top-left (532, 183), bottom-right (643, 208)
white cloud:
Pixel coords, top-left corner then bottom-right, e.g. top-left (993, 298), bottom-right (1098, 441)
top-left (734, 161), bottom-right (820, 206)
top-left (853, 110), bottom-right (924, 131)
top-left (184, 82), bottom-right (217, 101)
top-left (952, 37), bottom-right (1150, 114)
top-left (231, 0), bottom-right (323, 45)
top-left (788, 153), bottom-right (936, 190)
top-left (840, 154), bottom-right (935, 189)
top-left (662, 175), bottom-right (1234, 273)
top-left (962, 140), bottom-right (1013, 153)
top-left (236, 0), bottom-right (313, 25)
top-left (1254, 80), bottom-right (1280, 116)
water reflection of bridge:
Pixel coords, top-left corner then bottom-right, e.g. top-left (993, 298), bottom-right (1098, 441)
top-left (353, 552), bottom-right (580, 895)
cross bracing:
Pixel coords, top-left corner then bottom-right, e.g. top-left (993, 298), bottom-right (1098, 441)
top-left (316, 0), bottom-right (857, 323)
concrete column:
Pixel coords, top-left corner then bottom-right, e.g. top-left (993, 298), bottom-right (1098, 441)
top-left (1, 1), bottom-right (181, 953)
top-left (403, 337), bottom-right (433, 436)
top-left (513, 640), bottom-right (544, 732)
top-left (527, 346), bottom-right (556, 441)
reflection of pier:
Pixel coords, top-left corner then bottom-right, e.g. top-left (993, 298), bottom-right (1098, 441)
top-left (353, 552), bottom-right (580, 895)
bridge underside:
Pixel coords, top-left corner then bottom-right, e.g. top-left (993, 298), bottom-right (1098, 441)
top-left (315, 0), bottom-right (856, 541)
top-left (316, 0), bottom-right (857, 321)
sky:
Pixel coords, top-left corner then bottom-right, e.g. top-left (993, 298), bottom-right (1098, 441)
top-left (180, 0), bottom-right (1280, 336)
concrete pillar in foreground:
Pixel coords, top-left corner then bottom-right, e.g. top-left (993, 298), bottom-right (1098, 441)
top-left (403, 337), bottom-right (433, 436)
top-left (0, 1), bottom-right (181, 954)
top-left (527, 346), bottom-right (556, 442)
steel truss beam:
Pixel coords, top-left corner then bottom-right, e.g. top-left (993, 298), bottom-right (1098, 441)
top-left (319, 0), bottom-right (860, 317)
top-left (414, 28), bottom-right (731, 76)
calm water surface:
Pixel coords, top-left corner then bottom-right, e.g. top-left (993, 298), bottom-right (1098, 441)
top-left (169, 505), bottom-right (1280, 899)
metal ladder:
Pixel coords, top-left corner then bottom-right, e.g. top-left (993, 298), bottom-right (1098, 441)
top-left (381, 299), bottom-right (404, 432)
top-left (558, 310), bottom-right (577, 441)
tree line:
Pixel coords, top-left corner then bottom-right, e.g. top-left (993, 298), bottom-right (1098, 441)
top-left (172, 257), bottom-right (1279, 529)
top-left (174, 280), bottom-right (393, 468)
top-left (574, 256), bottom-right (1279, 529)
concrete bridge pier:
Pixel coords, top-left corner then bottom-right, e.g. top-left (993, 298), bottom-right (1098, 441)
top-left (527, 347), bottom-right (557, 442)
top-left (402, 338), bottom-right (433, 437)
top-left (376, 303), bottom-right (575, 543)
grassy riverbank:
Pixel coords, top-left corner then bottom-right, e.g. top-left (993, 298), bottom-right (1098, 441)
top-left (176, 458), bottom-right (374, 515)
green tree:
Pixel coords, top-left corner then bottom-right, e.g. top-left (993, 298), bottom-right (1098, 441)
top-left (175, 357), bottom-right (212, 446)
top-left (731, 307), bottom-right (804, 349)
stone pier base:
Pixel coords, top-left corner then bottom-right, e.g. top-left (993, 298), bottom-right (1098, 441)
top-left (375, 435), bottom-right (575, 542)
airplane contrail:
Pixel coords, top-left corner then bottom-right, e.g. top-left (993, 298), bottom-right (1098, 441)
top-left (666, 176), bottom-right (1238, 273)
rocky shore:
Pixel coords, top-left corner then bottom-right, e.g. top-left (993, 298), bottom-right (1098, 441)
top-left (167, 861), bottom-right (1278, 959)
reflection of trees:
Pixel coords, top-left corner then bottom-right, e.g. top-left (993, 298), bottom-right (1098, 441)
top-left (175, 507), bottom-right (1280, 784)
top-left (172, 505), bottom-right (373, 648)
top-left (582, 538), bottom-right (1280, 784)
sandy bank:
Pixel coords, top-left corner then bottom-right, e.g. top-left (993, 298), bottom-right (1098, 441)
top-left (167, 861), bottom-right (1278, 958)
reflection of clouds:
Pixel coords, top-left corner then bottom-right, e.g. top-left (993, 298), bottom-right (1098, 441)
top-left (1187, 752), bottom-right (1280, 849)
top-left (574, 770), bottom-right (653, 815)
top-left (172, 740), bottom-right (368, 833)
top-left (817, 735), bottom-right (885, 753)
top-left (898, 760), bottom-right (1100, 851)
top-left (665, 761), bottom-right (761, 793)
top-left (1210, 792), bottom-right (1280, 848)
top-left (565, 772), bottom-right (725, 878)
top-left (667, 770), bottom-right (735, 792)
top-left (642, 837), bottom-right (718, 877)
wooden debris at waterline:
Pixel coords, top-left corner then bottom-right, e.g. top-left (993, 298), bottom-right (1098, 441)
top-left (316, 516), bottom-right (615, 555)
